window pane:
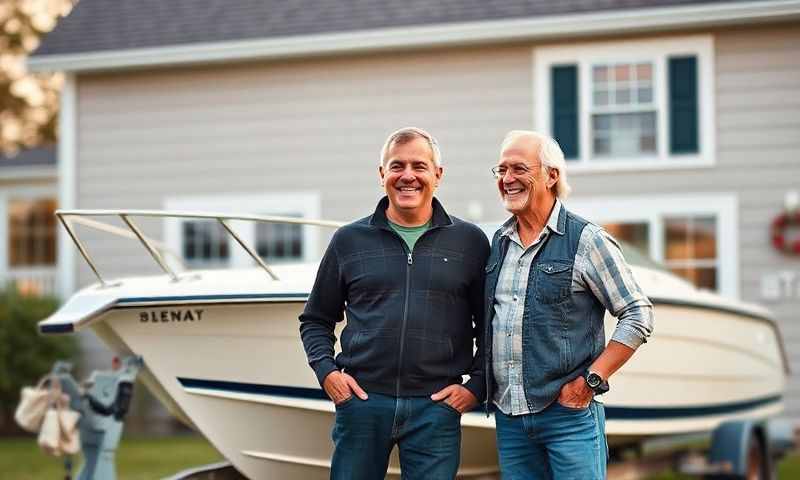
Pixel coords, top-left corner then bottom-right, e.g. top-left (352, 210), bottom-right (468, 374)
top-left (593, 65), bottom-right (608, 82)
top-left (637, 87), bottom-right (653, 103)
top-left (664, 216), bottom-right (717, 261)
top-left (693, 217), bottom-right (717, 259)
top-left (614, 64), bottom-right (630, 81)
top-left (664, 217), bottom-right (690, 260)
top-left (663, 216), bottom-right (718, 291)
top-left (256, 214), bottom-right (304, 262)
top-left (593, 89), bottom-right (609, 106)
top-left (603, 222), bottom-right (650, 255)
top-left (636, 63), bottom-right (652, 81)
top-left (594, 114), bottom-right (610, 131)
top-left (590, 61), bottom-right (654, 111)
top-left (615, 88), bottom-right (630, 105)
top-left (8, 198), bottom-right (57, 267)
top-left (182, 220), bottom-right (229, 268)
top-left (592, 112), bottom-right (657, 158)
top-left (640, 135), bottom-right (656, 152)
top-left (669, 266), bottom-right (716, 291)
top-left (593, 138), bottom-right (610, 156)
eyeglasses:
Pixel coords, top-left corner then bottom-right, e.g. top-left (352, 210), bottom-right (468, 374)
top-left (491, 164), bottom-right (537, 179)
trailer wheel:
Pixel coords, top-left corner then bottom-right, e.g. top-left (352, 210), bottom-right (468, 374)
top-left (744, 434), bottom-right (768, 480)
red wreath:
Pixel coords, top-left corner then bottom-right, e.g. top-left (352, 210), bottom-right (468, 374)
top-left (771, 211), bottom-right (800, 254)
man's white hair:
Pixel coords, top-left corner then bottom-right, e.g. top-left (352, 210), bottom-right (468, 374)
top-left (501, 130), bottom-right (572, 200)
top-left (379, 127), bottom-right (442, 167)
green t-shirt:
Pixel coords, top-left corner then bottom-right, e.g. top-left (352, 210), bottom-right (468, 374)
top-left (389, 220), bottom-right (431, 252)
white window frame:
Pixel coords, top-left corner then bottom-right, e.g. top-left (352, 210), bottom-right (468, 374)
top-left (164, 192), bottom-right (321, 268)
top-left (533, 35), bottom-right (715, 174)
top-left (567, 193), bottom-right (738, 299)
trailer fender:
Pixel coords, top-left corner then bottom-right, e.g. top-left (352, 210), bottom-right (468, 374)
top-left (708, 420), bottom-right (768, 478)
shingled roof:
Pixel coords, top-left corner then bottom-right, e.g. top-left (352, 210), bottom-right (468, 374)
top-left (33, 0), bottom-right (742, 56)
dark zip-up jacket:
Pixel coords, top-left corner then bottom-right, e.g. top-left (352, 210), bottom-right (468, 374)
top-left (299, 197), bottom-right (490, 399)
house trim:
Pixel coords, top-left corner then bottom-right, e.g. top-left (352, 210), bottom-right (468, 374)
top-left (57, 74), bottom-right (77, 300)
top-left (567, 193), bottom-right (739, 299)
top-left (0, 166), bottom-right (57, 180)
top-left (27, 0), bottom-right (800, 73)
top-left (533, 35), bottom-right (715, 173)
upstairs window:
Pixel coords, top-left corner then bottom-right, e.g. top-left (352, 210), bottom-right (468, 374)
top-left (536, 36), bottom-right (713, 171)
top-left (591, 62), bottom-right (656, 158)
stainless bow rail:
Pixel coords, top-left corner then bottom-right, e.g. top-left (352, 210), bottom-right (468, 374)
top-left (56, 209), bottom-right (344, 287)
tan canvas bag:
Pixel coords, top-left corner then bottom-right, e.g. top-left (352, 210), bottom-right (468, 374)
top-left (14, 375), bottom-right (53, 433)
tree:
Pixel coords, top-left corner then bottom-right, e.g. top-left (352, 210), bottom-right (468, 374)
top-left (0, 0), bottom-right (74, 156)
top-left (0, 288), bottom-right (78, 434)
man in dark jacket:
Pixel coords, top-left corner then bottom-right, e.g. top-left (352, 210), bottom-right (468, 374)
top-left (299, 127), bottom-right (489, 479)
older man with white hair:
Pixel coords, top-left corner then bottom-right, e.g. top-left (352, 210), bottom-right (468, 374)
top-left (484, 130), bottom-right (654, 479)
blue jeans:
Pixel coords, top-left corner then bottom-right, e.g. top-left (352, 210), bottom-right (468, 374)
top-left (495, 400), bottom-right (608, 480)
top-left (330, 393), bottom-right (461, 480)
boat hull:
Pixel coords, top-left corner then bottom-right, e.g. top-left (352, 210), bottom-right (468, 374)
top-left (86, 297), bottom-right (785, 479)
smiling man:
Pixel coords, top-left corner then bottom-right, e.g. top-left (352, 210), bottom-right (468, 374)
top-left (299, 127), bottom-right (489, 479)
top-left (485, 130), bottom-right (654, 479)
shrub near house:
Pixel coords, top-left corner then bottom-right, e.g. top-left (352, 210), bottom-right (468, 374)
top-left (0, 289), bottom-right (77, 435)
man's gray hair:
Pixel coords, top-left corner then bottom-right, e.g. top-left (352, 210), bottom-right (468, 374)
top-left (501, 130), bottom-right (572, 200)
top-left (379, 127), bottom-right (442, 167)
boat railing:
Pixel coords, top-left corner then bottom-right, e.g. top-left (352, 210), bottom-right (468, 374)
top-left (55, 209), bottom-right (344, 287)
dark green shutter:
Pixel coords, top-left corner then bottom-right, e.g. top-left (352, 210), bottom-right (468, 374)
top-left (551, 65), bottom-right (579, 159)
top-left (668, 56), bottom-right (699, 154)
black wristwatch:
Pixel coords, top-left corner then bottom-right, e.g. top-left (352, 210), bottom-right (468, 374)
top-left (584, 371), bottom-right (610, 395)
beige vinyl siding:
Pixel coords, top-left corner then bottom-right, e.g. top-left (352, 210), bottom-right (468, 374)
top-left (73, 45), bottom-right (532, 286)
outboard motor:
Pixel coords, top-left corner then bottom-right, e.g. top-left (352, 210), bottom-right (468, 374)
top-left (52, 356), bottom-right (143, 480)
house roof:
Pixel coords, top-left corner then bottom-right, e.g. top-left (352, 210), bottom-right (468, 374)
top-left (32, 0), bottom-right (738, 56)
top-left (28, 0), bottom-right (800, 72)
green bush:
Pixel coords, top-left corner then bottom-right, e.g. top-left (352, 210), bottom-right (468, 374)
top-left (0, 289), bottom-right (78, 434)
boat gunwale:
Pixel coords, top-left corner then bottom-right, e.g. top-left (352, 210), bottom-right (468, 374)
top-left (39, 289), bottom-right (791, 376)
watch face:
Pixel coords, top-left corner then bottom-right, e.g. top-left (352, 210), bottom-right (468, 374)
top-left (586, 373), bottom-right (602, 388)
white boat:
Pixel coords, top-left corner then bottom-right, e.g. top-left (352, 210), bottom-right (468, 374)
top-left (39, 210), bottom-right (790, 479)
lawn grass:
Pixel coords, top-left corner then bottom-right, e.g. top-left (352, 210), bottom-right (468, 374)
top-left (1, 434), bottom-right (797, 479)
top-left (0, 434), bottom-right (222, 480)
top-left (639, 452), bottom-right (800, 480)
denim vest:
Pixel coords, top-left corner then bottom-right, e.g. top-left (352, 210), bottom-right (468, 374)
top-left (484, 206), bottom-right (607, 413)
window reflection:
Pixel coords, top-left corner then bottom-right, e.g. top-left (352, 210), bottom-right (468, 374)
top-left (603, 222), bottom-right (649, 255)
top-left (182, 221), bottom-right (230, 268)
top-left (603, 216), bottom-right (718, 291)
top-left (664, 216), bottom-right (718, 290)
top-left (256, 213), bottom-right (303, 263)
top-left (9, 198), bottom-right (57, 267)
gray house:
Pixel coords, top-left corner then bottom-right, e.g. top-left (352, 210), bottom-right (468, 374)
top-left (28, 0), bottom-right (800, 424)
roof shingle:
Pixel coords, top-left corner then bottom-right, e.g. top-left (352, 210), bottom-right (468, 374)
top-left (33, 0), bottom-right (741, 57)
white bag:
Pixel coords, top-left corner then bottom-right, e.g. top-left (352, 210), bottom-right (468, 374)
top-left (58, 405), bottom-right (81, 455)
top-left (37, 391), bottom-right (81, 457)
top-left (14, 375), bottom-right (52, 433)
top-left (37, 407), bottom-right (62, 456)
